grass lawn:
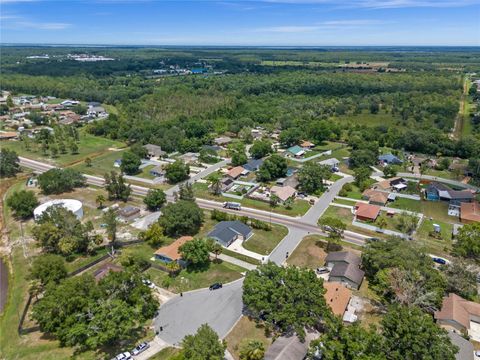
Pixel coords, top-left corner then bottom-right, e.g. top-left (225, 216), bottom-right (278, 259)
top-left (344, 184), bottom-right (364, 200)
top-left (424, 168), bottom-right (461, 181)
top-left (70, 148), bottom-right (126, 176)
top-left (389, 197), bottom-right (422, 212)
top-left (136, 165), bottom-right (156, 180)
top-left (64, 247), bottom-right (109, 273)
top-left (145, 260), bottom-right (245, 293)
top-left (287, 235), bottom-right (328, 269)
top-left (372, 212), bottom-right (400, 232)
top-left (421, 201), bottom-right (459, 223)
top-left (225, 316), bottom-right (272, 360)
top-left (333, 198), bottom-right (357, 206)
top-left (416, 218), bottom-right (453, 255)
top-left (149, 347), bottom-right (181, 360)
top-left (242, 224), bottom-right (288, 255)
top-left (221, 248), bottom-right (261, 265)
top-left (2, 129), bottom-right (125, 166)
top-left (193, 183), bottom-right (311, 217)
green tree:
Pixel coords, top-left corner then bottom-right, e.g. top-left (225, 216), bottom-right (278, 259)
top-left (382, 165), bottom-right (398, 178)
top-left (353, 166), bottom-right (372, 190)
top-left (381, 305), bottom-right (457, 360)
top-left (130, 143), bottom-right (148, 159)
top-left (452, 222), bottom-right (480, 261)
top-left (206, 238), bottom-right (223, 261)
top-left (250, 140), bottom-right (272, 159)
top-left (68, 140), bottom-right (79, 155)
top-left (318, 217), bottom-right (346, 240)
top-left (256, 154), bottom-right (287, 182)
top-left (143, 189), bottom-right (167, 211)
top-left (279, 128), bottom-right (302, 147)
top-left (120, 151), bottom-right (141, 175)
top-left (298, 162), bottom-right (331, 194)
top-left (231, 151), bottom-right (248, 167)
top-left (178, 182), bottom-right (195, 201)
top-left (85, 157), bottom-right (92, 167)
top-left (103, 208), bottom-right (117, 246)
top-left (395, 212), bottom-right (418, 235)
top-left (139, 223), bottom-right (167, 248)
top-left (6, 95), bottom-right (14, 108)
top-left (95, 194), bottom-right (106, 209)
top-left (179, 238), bottom-right (211, 266)
top-left (243, 262), bottom-right (330, 340)
top-left (6, 190), bottom-right (38, 219)
top-left (29, 254), bottom-right (67, 286)
top-left (50, 143), bottom-right (59, 158)
top-left (181, 324), bottom-right (226, 360)
top-left (165, 160), bottom-right (190, 184)
top-left (104, 171), bottom-right (131, 201)
top-left (38, 168), bottom-right (86, 194)
top-left (443, 259), bottom-right (478, 300)
top-left (308, 320), bottom-right (384, 360)
top-left (0, 148), bottom-right (20, 178)
top-left (239, 339), bottom-right (265, 360)
top-left (376, 215), bottom-right (388, 229)
top-left (159, 200), bottom-right (204, 237)
top-left (207, 172), bottom-right (223, 195)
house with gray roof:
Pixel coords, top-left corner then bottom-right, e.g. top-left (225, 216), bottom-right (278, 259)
top-left (243, 158), bottom-right (264, 172)
top-left (448, 331), bottom-right (474, 360)
top-left (378, 153), bottom-right (403, 165)
top-left (265, 330), bottom-right (318, 360)
top-left (207, 221), bottom-right (252, 247)
top-left (326, 251), bottom-right (364, 290)
top-left (143, 144), bottom-right (165, 158)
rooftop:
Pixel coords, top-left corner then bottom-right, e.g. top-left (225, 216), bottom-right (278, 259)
top-left (208, 221), bottom-right (252, 247)
top-left (325, 251), bottom-right (361, 266)
top-left (460, 202), bottom-right (480, 222)
top-left (271, 185), bottom-right (296, 202)
top-left (329, 263), bottom-right (365, 285)
top-left (355, 202), bottom-right (381, 220)
top-left (227, 166), bottom-right (245, 179)
top-left (323, 282), bottom-right (352, 317)
top-left (435, 293), bottom-right (480, 330)
top-left (154, 236), bottom-right (193, 261)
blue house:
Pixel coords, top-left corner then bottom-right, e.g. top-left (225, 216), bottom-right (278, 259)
top-left (378, 154), bottom-right (403, 165)
top-left (243, 158), bottom-right (264, 172)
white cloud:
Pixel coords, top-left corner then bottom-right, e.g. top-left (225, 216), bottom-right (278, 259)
top-left (256, 25), bottom-right (322, 32)
top-left (0, 0), bottom-right (37, 3)
top-left (254, 18), bottom-right (391, 33)
top-left (261, 0), bottom-right (478, 8)
top-left (16, 21), bottom-right (71, 30)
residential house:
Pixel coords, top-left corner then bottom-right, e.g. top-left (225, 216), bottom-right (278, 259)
top-left (202, 144), bottom-right (221, 152)
top-left (300, 140), bottom-right (315, 149)
top-left (426, 182), bottom-right (474, 204)
top-left (448, 331), bottom-right (474, 360)
top-left (323, 282), bottom-right (352, 317)
top-left (150, 165), bottom-right (165, 177)
top-left (93, 263), bottom-right (122, 282)
top-left (118, 206), bottom-right (141, 221)
top-left (179, 152), bottom-right (199, 164)
top-left (226, 166), bottom-right (246, 180)
top-left (264, 330), bottom-right (318, 360)
top-left (143, 144), bottom-right (165, 159)
top-left (154, 236), bottom-right (193, 267)
top-left (214, 136), bottom-right (232, 146)
top-left (378, 153), bottom-right (403, 165)
top-left (276, 174), bottom-right (299, 189)
top-left (207, 221), bottom-right (252, 247)
top-left (460, 202), bottom-right (480, 223)
top-left (251, 129), bottom-right (263, 139)
top-left (219, 177), bottom-right (234, 192)
top-left (354, 202), bottom-right (381, 222)
top-left (434, 293), bottom-right (480, 342)
top-left (113, 159), bottom-right (122, 168)
top-left (270, 185), bottom-right (296, 203)
top-left (362, 189), bottom-right (389, 206)
top-left (0, 131), bottom-right (19, 140)
top-left (318, 158), bottom-right (340, 171)
top-left (325, 251), bottom-right (365, 290)
top-left (243, 158), bottom-right (264, 172)
top-left (60, 100), bottom-right (80, 107)
top-left (87, 105), bottom-right (106, 117)
top-left (374, 177), bottom-right (407, 192)
top-left (286, 145), bottom-right (305, 158)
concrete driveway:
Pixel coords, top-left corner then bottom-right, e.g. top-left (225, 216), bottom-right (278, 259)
top-left (154, 278), bottom-right (244, 345)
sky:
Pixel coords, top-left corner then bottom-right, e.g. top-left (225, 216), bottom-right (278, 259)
top-left (0, 0), bottom-right (479, 46)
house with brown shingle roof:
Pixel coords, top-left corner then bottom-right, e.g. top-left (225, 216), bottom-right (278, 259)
top-left (460, 202), bottom-right (480, 224)
top-left (362, 189), bottom-right (389, 206)
top-left (355, 202), bottom-right (381, 221)
top-left (154, 236), bottom-right (193, 266)
top-left (323, 282), bottom-right (352, 317)
top-left (271, 185), bottom-right (296, 203)
top-left (226, 166), bottom-right (245, 180)
top-left (434, 293), bottom-right (480, 342)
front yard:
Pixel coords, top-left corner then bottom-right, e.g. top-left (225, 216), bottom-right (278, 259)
top-left (287, 235), bottom-right (328, 269)
top-left (242, 224), bottom-right (288, 255)
top-left (225, 316), bottom-right (272, 360)
top-left (416, 218), bottom-right (453, 255)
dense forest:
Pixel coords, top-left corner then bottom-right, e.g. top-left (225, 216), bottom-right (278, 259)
top-left (1, 46), bottom-right (480, 159)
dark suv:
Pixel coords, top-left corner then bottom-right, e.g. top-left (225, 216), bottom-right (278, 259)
top-left (209, 283), bottom-right (223, 290)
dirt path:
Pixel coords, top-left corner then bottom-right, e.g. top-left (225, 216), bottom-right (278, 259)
top-left (451, 77), bottom-right (468, 140)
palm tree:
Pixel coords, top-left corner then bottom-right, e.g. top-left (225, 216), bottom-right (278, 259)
top-left (207, 172), bottom-right (223, 195)
top-left (240, 339), bottom-right (265, 360)
top-left (166, 260), bottom-right (180, 274)
top-left (211, 242), bottom-right (223, 262)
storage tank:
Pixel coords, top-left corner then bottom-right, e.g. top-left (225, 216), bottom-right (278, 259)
top-left (34, 199), bottom-right (83, 221)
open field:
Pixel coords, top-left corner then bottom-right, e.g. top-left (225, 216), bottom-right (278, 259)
top-left (388, 197), bottom-right (421, 212)
top-left (242, 224), bottom-right (288, 255)
top-left (287, 235), bottom-right (328, 269)
top-left (416, 218), bottom-right (453, 255)
top-left (225, 316), bottom-right (272, 360)
top-left (1, 130), bottom-right (125, 166)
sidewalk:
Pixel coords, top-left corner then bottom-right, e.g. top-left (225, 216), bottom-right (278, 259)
top-left (135, 336), bottom-right (171, 360)
top-left (215, 253), bottom-right (257, 271)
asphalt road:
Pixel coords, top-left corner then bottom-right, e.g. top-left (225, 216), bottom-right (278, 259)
top-left (153, 278), bottom-right (244, 345)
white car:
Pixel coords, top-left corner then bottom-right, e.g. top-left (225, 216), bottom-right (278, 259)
top-left (112, 352), bottom-right (132, 360)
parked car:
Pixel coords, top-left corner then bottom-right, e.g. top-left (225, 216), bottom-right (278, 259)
top-left (209, 283), bottom-right (223, 290)
top-left (142, 279), bottom-right (155, 289)
top-left (432, 257), bottom-right (447, 265)
top-left (316, 267), bottom-right (329, 275)
top-left (112, 352), bottom-right (132, 360)
top-left (132, 342), bottom-right (150, 356)
top-left (309, 199), bottom-right (315, 205)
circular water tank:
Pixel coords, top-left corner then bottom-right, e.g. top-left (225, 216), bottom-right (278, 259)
top-left (34, 199), bottom-right (83, 221)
